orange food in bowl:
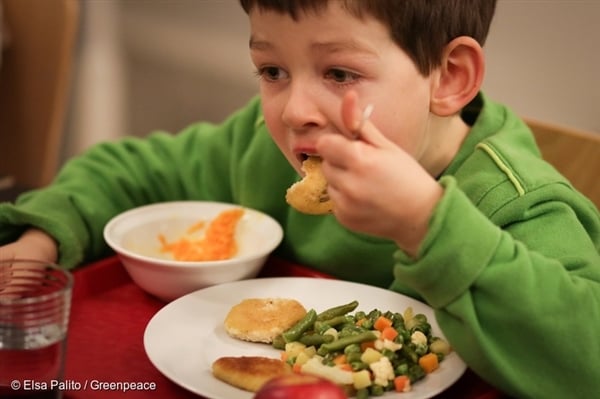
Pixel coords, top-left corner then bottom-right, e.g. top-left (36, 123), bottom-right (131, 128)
top-left (158, 208), bottom-right (245, 261)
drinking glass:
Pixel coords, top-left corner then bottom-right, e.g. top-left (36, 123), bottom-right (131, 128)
top-left (0, 259), bottom-right (73, 399)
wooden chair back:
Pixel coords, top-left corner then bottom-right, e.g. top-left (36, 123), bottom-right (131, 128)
top-left (0, 0), bottom-right (79, 189)
top-left (525, 118), bottom-right (600, 209)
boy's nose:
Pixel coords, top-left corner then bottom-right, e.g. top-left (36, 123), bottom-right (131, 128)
top-left (281, 82), bottom-right (324, 131)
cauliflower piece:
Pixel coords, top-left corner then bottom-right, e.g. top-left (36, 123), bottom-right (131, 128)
top-left (369, 356), bottom-right (395, 387)
top-left (374, 338), bottom-right (402, 352)
top-left (411, 331), bottom-right (427, 346)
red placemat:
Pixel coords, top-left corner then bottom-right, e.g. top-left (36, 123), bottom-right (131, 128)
top-left (64, 256), bottom-right (198, 399)
top-left (62, 255), bottom-right (503, 399)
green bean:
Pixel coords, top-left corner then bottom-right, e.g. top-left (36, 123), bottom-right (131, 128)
top-left (316, 300), bottom-right (359, 321)
top-left (282, 309), bottom-right (317, 343)
top-left (272, 334), bottom-right (286, 350)
top-left (338, 325), bottom-right (364, 338)
top-left (318, 331), bottom-right (377, 353)
top-left (314, 315), bottom-right (351, 331)
top-left (299, 333), bottom-right (334, 346)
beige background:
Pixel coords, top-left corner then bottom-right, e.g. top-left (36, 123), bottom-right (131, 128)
top-left (63, 0), bottom-right (600, 160)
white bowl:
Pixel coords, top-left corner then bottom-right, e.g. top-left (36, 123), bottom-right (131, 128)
top-left (103, 201), bottom-right (283, 301)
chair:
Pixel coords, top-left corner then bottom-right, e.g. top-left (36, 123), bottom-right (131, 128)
top-left (525, 118), bottom-right (600, 209)
top-left (0, 0), bottom-right (79, 190)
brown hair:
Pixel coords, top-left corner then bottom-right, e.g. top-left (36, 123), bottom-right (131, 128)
top-left (239, 0), bottom-right (497, 75)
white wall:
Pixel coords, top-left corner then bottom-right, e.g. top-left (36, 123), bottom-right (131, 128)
top-left (483, 0), bottom-right (600, 132)
top-left (64, 0), bottom-right (600, 158)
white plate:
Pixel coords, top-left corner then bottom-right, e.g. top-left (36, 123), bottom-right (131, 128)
top-left (144, 277), bottom-right (466, 399)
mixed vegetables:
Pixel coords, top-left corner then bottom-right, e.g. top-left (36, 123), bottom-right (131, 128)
top-left (272, 300), bottom-right (451, 398)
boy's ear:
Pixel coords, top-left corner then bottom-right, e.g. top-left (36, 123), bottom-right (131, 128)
top-left (430, 37), bottom-right (485, 116)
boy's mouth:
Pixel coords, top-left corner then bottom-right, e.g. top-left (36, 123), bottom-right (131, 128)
top-left (295, 153), bottom-right (321, 176)
top-left (298, 153), bottom-right (320, 162)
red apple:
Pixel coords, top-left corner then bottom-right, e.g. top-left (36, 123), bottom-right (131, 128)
top-left (254, 373), bottom-right (348, 399)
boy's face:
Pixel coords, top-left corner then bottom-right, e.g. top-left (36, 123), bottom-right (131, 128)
top-left (249, 2), bottom-right (437, 175)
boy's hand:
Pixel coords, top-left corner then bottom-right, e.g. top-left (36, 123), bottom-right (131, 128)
top-left (316, 91), bottom-right (443, 257)
top-left (0, 228), bottom-right (58, 264)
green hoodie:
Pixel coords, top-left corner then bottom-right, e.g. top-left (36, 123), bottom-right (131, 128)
top-left (1, 93), bottom-right (599, 398)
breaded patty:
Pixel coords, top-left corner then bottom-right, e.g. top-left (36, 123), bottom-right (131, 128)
top-left (224, 298), bottom-right (307, 343)
top-left (212, 356), bottom-right (291, 392)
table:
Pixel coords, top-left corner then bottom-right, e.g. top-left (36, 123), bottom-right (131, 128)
top-left (63, 256), bottom-right (504, 399)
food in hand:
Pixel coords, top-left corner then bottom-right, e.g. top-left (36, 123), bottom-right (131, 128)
top-left (286, 156), bottom-right (333, 215)
top-left (212, 356), bottom-right (292, 392)
top-left (225, 298), bottom-right (307, 343)
top-left (254, 373), bottom-right (348, 399)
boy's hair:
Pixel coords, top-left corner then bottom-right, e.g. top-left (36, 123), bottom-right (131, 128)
top-left (239, 0), bottom-right (497, 76)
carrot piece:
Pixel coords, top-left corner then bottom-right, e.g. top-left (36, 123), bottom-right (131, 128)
top-left (157, 234), bottom-right (168, 246)
top-left (292, 362), bottom-right (303, 373)
top-left (186, 220), bottom-right (206, 234)
top-left (333, 354), bottom-right (347, 365)
top-left (360, 340), bottom-right (375, 352)
top-left (381, 326), bottom-right (398, 341)
top-left (280, 352), bottom-right (288, 362)
top-left (333, 354), bottom-right (352, 371)
top-left (373, 316), bottom-right (393, 332)
top-left (418, 353), bottom-right (439, 374)
top-left (394, 375), bottom-right (410, 392)
top-left (337, 363), bottom-right (353, 371)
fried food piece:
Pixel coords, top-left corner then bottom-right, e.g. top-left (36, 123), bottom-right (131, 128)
top-left (212, 356), bottom-right (292, 392)
top-left (286, 156), bottom-right (334, 215)
top-left (224, 298), bottom-right (307, 343)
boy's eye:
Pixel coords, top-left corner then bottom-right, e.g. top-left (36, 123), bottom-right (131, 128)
top-left (257, 66), bottom-right (288, 81)
top-left (325, 68), bottom-right (359, 84)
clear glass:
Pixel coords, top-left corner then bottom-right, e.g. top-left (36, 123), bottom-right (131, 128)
top-left (0, 259), bottom-right (73, 399)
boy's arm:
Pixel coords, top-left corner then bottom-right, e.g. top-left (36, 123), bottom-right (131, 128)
top-left (0, 129), bottom-right (209, 268)
top-left (0, 99), bottom-right (263, 268)
top-left (393, 176), bottom-right (600, 398)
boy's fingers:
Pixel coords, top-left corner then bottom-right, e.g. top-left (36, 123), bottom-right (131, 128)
top-left (340, 90), bottom-right (390, 148)
top-left (355, 104), bottom-right (374, 134)
top-left (353, 113), bottom-right (395, 150)
top-left (341, 91), bottom-right (361, 137)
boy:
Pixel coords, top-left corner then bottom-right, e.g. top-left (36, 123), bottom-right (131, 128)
top-left (1, 1), bottom-right (599, 397)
